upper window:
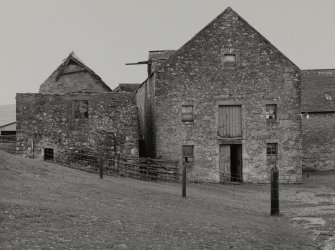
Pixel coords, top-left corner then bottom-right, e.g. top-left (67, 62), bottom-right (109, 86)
top-left (223, 54), bottom-right (236, 68)
top-left (325, 93), bottom-right (333, 101)
top-left (73, 100), bottom-right (88, 119)
top-left (266, 143), bottom-right (278, 161)
top-left (182, 105), bottom-right (193, 122)
top-left (266, 104), bottom-right (277, 120)
top-left (182, 145), bottom-right (194, 163)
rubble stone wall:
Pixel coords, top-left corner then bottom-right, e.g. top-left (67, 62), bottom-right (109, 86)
top-left (151, 8), bottom-right (302, 183)
top-left (136, 75), bottom-right (157, 157)
top-left (16, 93), bottom-right (139, 162)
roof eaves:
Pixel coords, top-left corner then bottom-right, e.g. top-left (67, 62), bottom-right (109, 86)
top-left (0, 121), bottom-right (16, 129)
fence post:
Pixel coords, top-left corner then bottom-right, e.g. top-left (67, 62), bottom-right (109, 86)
top-left (271, 164), bottom-right (279, 216)
top-left (182, 164), bottom-right (186, 197)
top-left (146, 157), bottom-right (150, 180)
top-left (99, 154), bottom-right (103, 179)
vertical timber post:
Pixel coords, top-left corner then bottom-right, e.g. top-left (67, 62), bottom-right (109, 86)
top-left (271, 164), bottom-right (279, 216)
top-left (99, 154), bottom-right (103, 179)
top-left (146, 157), bottom-right (150, 180)
top-left (182, 164), bottom-right (186, 197)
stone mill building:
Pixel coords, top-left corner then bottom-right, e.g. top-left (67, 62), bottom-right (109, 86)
top-left (16, 53), bottom-right (139, 162)
top-left (16, 7), bottom-right (334, 183)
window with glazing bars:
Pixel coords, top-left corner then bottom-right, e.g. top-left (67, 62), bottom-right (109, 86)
top-left (267, 143), bottom-right (278, 161)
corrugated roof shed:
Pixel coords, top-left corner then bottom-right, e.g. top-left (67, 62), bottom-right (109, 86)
top-left (301, 69), bottom-right (335, 112)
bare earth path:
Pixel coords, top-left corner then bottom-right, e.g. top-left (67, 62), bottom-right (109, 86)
top-left (0, 151), bottom-right (316, 249)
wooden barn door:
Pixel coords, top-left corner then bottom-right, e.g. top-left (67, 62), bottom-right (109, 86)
top-left (218, 105), bottom-right (242, 138)
top-left (219, 145), bottom-right (231, 182)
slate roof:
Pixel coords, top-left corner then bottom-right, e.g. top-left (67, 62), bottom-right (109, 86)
top-left (301, 69), bottom-right (335, 112)
top-left (113, 83), bottom-right (141, 93)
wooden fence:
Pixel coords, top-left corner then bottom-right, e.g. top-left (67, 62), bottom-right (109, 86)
top-left (0, 135), bottom-right (16, 154)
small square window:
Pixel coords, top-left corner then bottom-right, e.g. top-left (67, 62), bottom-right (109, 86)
top-left (266, 104), bottom-right (277, 120)
top-left (266, 143), bottom-right (278, 161)
top-left (325, 93), bottom-right (333, 101)
top-left (73, 100), bottom-right (88, 119)
top-left (182, 105), bottom-right (193, 122)
top-left (182, 145), bottom-right (194, 163)
top-left (223, 54), bottom-right (236, 68)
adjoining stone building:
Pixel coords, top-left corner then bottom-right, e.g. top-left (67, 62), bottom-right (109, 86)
top-left (301, 69), bottom-right (335, 171)
top-left (136, 7), bottom-right (302, 183)
top-left (16, 53), bottom-right (139, 161)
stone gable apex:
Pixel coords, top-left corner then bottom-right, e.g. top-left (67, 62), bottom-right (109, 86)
top-left (155, 7), bottom-right (299, 72)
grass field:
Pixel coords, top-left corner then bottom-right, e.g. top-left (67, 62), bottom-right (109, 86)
top-left (0, 151), bottom-right (318, 249)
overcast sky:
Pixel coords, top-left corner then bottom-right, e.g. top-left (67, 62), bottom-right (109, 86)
top-left (0, 0), bottom-right (334, 105)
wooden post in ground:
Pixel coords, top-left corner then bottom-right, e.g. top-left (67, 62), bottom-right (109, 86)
top-left (146, 157), bottom-right (150, 180)
top-left (99, 154), bottom-right (103, 179)
top-left (271, 164), bottom-right (279, 215)
top-left (182, 164), bottom-right (186, 197)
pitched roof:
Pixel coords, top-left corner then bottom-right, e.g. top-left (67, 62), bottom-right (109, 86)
top-left (40, 52), bottom-right (112, 94)
top-left (55, 52), bottom-right (112, 92)
top-left (301, 69), bottom-right (335, 112)
top-left (113, 83), bottom-right (141, 93)
top-left (155, 7), bottom-right (299, 73)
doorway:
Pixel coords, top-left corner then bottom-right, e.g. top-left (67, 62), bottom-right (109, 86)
top-left (230, 144), bottom-right (242, 182)
top-left (219, 144), bottom-right (242, 182)
top-left (44, 148), bottom-right (54, 161)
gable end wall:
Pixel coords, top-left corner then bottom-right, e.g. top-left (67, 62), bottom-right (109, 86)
top-left (152, 9), bottom-right (302, 183)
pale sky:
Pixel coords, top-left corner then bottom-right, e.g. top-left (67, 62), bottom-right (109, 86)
top-left (0, 0), bottom-right (335, 105)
